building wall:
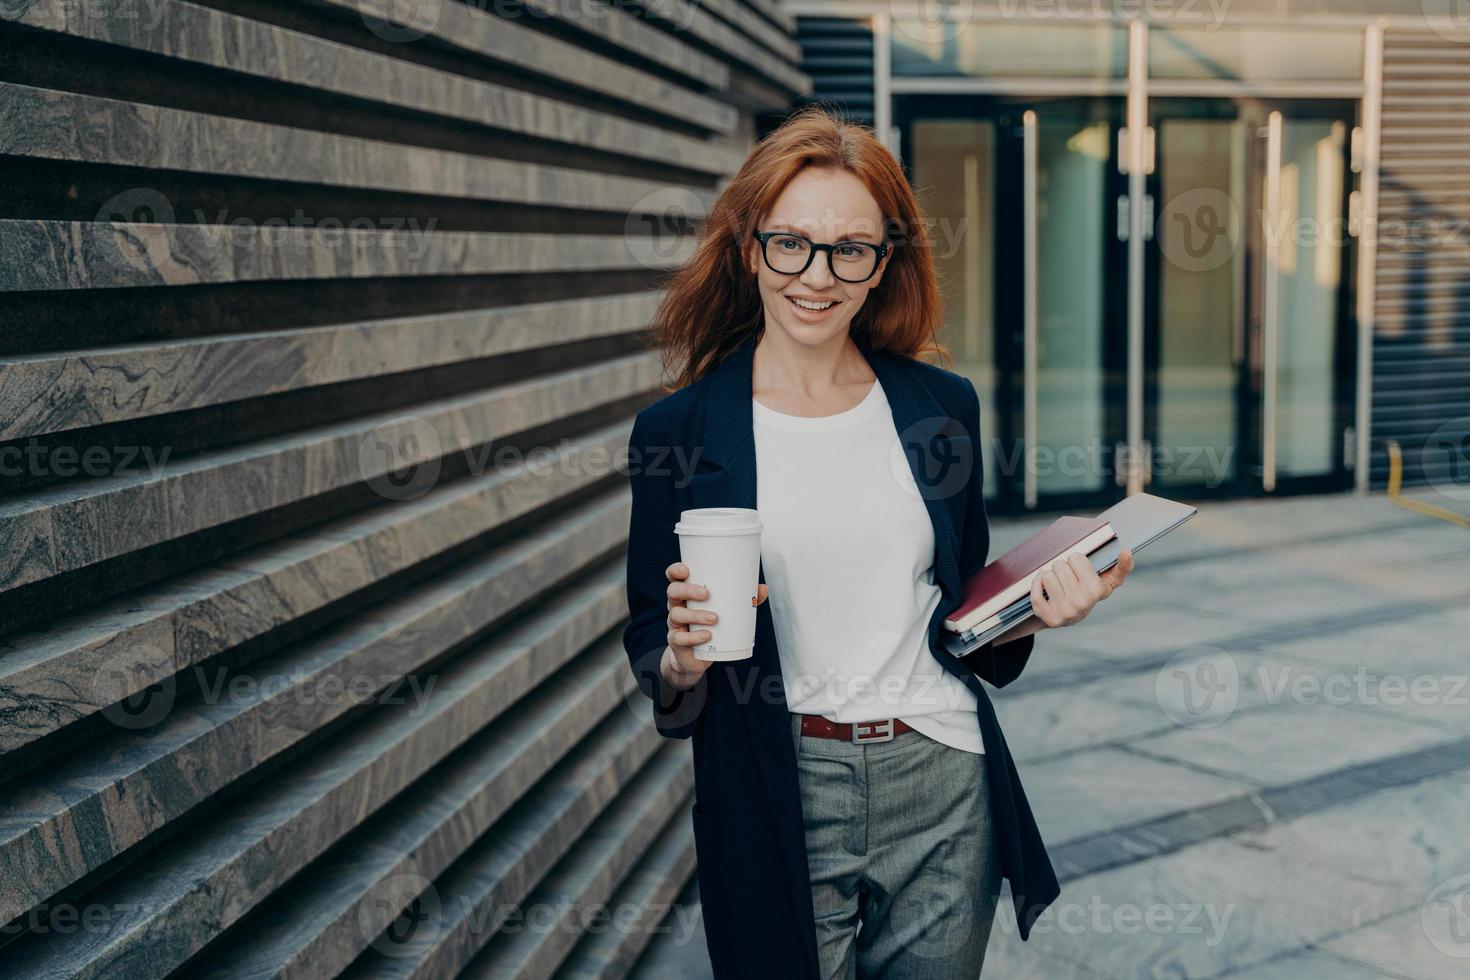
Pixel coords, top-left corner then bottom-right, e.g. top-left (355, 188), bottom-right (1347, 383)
top-left (1370, 25), bottom-right (1470, 491)
top-left (0, 2), bottom-right (805, 976)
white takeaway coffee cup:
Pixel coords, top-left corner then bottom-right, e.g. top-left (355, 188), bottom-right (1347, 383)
top-left (673, 507), bottom-right (763, 661)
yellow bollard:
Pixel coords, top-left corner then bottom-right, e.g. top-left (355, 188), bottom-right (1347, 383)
top-left (1386, 440), bottom-right (1470, 529)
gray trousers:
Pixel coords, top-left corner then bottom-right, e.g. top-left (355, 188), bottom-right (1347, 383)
top-left (789, 713), bottom-right (1003, 979)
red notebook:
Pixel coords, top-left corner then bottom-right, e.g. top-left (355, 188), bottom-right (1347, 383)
top-left (944, 516), bottom-right (1115, 633)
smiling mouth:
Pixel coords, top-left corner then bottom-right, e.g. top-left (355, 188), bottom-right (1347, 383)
top-left (788, 296), bottom-right (839, 312)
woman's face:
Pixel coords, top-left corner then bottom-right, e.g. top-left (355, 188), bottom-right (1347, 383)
top-left (746, 167), bottom-right (892, 351)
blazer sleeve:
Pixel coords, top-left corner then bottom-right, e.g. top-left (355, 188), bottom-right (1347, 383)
top-left (955, 377), bottom-right (1037, 690)
top-left (622, 409), bottom-right (707, 739)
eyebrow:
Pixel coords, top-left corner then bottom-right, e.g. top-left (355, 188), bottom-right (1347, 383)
top-left (767, 223), bottom-right (881, 243)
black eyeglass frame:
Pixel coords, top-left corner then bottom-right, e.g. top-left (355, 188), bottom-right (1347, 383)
top-left (751, 230), bottom-right (891, 283)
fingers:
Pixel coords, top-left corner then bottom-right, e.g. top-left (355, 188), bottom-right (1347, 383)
top-left (1100, 549), bottom-right (1135, 591)
top-left (664, 643), bottom-right (713, 685)
top-left (1031, 567), bottom-right (1061, 627)
top-left (666, 577), bottom-right (708, 606)
top-left (755, 583), bottom-right (769, 606)
top-left (1065, 553), bottom-right (1107, 604)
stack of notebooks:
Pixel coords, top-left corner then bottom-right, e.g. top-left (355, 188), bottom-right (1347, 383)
top-left (943, 493), bottom-right (1198, 657)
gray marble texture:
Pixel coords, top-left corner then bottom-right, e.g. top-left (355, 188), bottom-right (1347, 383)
top-left (0, 291), bottom-right (660, 439)
top-left (0, 420), bottom-right (632, 756)
top-left (343, 739), bottom-right (692, 980)
top-left (0, 493), bottom-right (631, 931)
top-left (0, 84), bottom-right (718, 219)
top-left (4, 0), bottom-right (744, 170)
top-left (0, 355), bottom-right (657, 593)
top-left (0, 220), bottom-right (693, 292)
top-left (310, 0), bottom-right (738, 128)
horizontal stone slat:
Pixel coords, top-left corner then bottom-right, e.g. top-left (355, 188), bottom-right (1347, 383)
top-left (455, 774), bottom-right (693, 979)
top-left (180, 577), bottom-right (650, 980)
top-left (0, 419), bottom-right (635, 756)
top-left (0, 291), bottom-right (661, 439)
top-left (340, 738), bottom-right (691, 979)
top-left (304, 0), bottom-right (736, 127)
top-left (544, 816), bottom-right (696, 980)
top-left (0, 220), bottom-right (692, 292)
top-left (0, 488), bottom-right (632, 929)
top-left (505, 0), bottom-right (734, 86)
top-left (0, 611), bottom-right (644, 979)
top-left (684, 0), bottom-right (803, 64)
top-left (600, 0), bottom-right (809, 95)
top-left (0, 84), bottom-right (716, 223)
top-left (0, 352), bottom-right (658, 593)
top-left (3, 0), bottom-right (742, 159)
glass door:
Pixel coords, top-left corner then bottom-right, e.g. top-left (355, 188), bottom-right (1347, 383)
top-left (1146, 99), bottom-right (1357, 497)
top-left (898, 95), bottom-right (1128, 515)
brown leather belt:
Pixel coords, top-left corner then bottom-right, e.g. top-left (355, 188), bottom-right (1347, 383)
top-left (795, 713), bottom-right (915, 743)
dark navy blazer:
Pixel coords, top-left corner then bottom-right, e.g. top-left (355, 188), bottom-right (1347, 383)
top-left (622, 332), bottom-right (1059, 978)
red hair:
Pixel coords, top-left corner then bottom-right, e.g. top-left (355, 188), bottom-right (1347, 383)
top-left (645, 104), bottom-right (950, 391)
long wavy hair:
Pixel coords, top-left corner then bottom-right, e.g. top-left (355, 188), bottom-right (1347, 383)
top-left (646, 104), bottom-right (950, 391)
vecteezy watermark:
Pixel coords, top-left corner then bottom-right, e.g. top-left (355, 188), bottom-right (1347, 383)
top-left (986, 437), bottom-right (1235, 489)
top-left (1420, 0), bottom-right (1470, 43)
top-left (0, 0), bottom-right (172, 31)
top-left (359, 0), bottom-right (703, 43)
top-left (359, 874), bottom-right (704, 956)
top-left (93, 657), bottom-right (438, 731)
top-left (0, 897), bottom-right (172, 939)
top-left (1256, 664), bottom-right (1470, 710)
top-left (891, 414), bottom-right (975, 503)
top-left (355, 420), bottom-right (709, 503)
top-left (993, 893), bottom-right (1237, 944)
top-left (1423, 875), bottom-right (1470, 959)
top-left (0, 439), bottom-right (171, 480)
top-left (91, 189), bottom-right (440, 276)
top-left (1423, 416), bottom-right (1470, 504)
top-left (1155, 646), bottom-right (1241, 729)
top-left (626, 186), bottom-right (707, 271)
top-left (892, 0), bottom-right (1233, 45)
top-left (1158, 188), bottom-right (1240, 273)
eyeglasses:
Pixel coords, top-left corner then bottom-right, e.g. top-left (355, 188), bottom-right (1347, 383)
top-left (752, 230), bottom-right (889, 283)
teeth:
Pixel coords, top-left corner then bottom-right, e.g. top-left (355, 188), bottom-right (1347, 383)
top-left (792, 297), bottom-right (836, 311)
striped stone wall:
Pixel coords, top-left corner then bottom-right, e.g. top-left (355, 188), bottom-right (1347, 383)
top-left (0, 1), bottom-right (805, 976)
top-left (1371, 25), bottom-right (1470, 491)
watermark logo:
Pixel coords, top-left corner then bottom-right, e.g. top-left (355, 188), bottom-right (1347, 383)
top-left (94, 646), bottom-right (176, 731)
top-left (1421, 0), bottom-right (1470, 42)
top-left (1155, 645), bottom-right (1239, 729)
top-left (362, 0), bottom-right (441, 42)
top-left (1423, 417), bottom-right (1470, 503)
top-left (893, 0), bottom-right (979, 44)
top-left (358, 415), bottom-right (444, 501)
top-left (92, 187), bottom-right (176, 277)
top-left (891, 414), bottom-right (974, 503)
top-left (362, 873), bottom-right (441, 956)
top-left (1159, 188), bottom-right (1238, 273)
top-left (626, 186), bottom-right (704, 271)
top-left (1423, 875), bottom-right (1470, 958)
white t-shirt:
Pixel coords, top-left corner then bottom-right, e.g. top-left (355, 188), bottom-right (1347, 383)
top-left (752, 376), bottom-right (985, 755)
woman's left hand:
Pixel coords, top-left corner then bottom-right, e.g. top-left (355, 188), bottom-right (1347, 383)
top-left (1031, 549), bottom-right (1134, 629)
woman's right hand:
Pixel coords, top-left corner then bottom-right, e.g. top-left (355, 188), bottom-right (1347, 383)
top-left (661, 561), bottom-right (769, 691)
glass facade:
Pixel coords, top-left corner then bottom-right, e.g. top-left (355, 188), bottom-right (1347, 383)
top-left (888, 18), bottom-right (1363, 509)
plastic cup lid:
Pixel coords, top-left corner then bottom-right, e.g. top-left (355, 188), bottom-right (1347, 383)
top-left (674, 507), bottom-right (763, 536)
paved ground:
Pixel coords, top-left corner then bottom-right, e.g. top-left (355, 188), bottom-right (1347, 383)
top-left (629, 489), bottom-right (1470, 979)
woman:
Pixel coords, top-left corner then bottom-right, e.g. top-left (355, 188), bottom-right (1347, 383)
top-left (622, 105), bottom-right (1134, 979)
